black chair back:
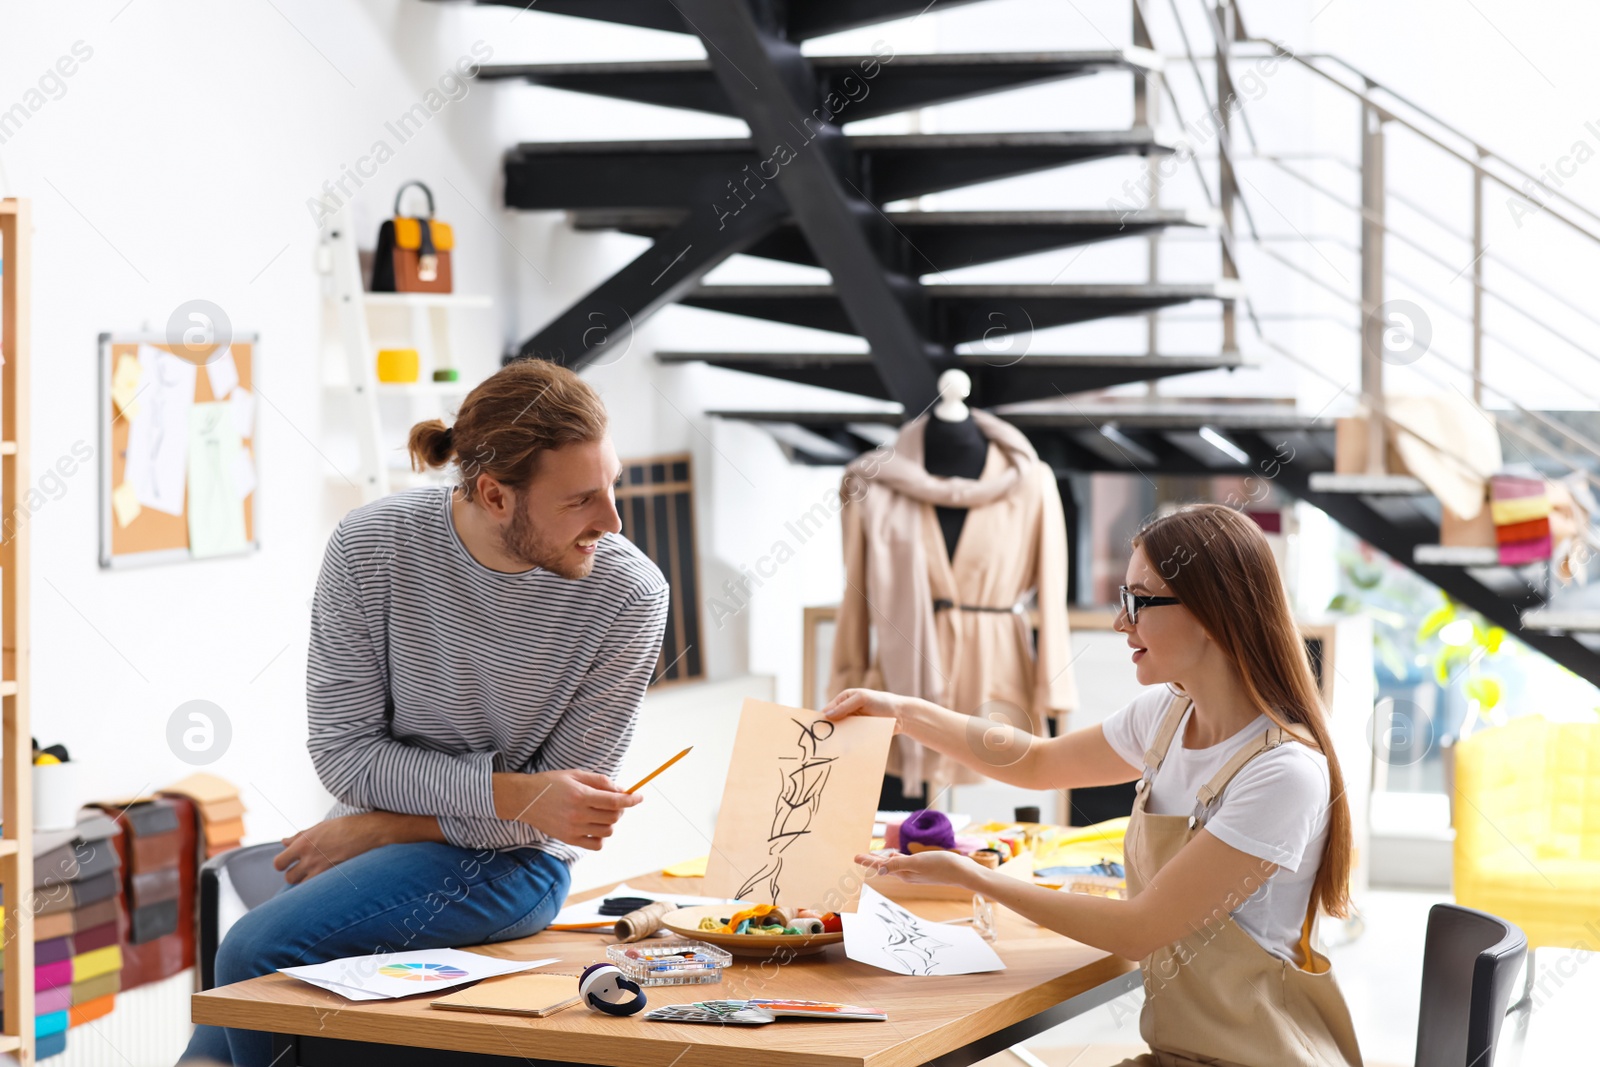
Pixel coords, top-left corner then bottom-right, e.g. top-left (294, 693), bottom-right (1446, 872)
top-left (1414, 903), bottom-right (1526, 1067)
top-left (198, 842), bottom-right (287, 990)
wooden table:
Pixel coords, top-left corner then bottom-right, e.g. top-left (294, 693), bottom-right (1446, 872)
top-left (192, 872), bottom-right (1137, 1067)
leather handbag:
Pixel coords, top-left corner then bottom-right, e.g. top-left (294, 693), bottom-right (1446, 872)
top-left (372, 181), bottom-right (454, 293)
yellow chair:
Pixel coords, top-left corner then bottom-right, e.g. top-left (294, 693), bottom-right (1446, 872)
top-left (1452, 714), bottom-right (1600, 1003)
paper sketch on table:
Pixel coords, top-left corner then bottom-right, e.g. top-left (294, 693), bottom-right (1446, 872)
top-left (186, 401), bottom-right (248, 557)
top-left (280, 948), bottom-right (558, 1002)
top-left (843, 884), bottom-right (1005, 976)
top-left (206, 346), bottom-right (239, 400)
top-left (123, 345), bottom-right (196, 515)
top-left (704, 698), bottom-right (894, 909)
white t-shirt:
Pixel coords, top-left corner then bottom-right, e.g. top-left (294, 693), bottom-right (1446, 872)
top-left (1101, 688), bottom-right (1332, 965)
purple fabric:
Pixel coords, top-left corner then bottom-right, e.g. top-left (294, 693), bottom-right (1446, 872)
top-left (35, 936), bottom-right (73, 965)
top-left (899, 809), bottom-right (956, 852)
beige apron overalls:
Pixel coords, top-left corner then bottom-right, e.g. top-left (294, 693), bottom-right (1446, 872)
top-left (1111, 694), bottom-right (1364, 1067)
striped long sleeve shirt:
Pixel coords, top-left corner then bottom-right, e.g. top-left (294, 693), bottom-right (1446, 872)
top-left (306, 486), bottom-right (669, 864)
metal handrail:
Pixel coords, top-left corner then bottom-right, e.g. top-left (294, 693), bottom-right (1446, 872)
top-left (1141, 0), bottom-right (1600, 489)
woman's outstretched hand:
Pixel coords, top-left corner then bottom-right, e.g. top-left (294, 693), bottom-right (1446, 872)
top-left (821, 688), bottom-right (919, 734)
top-left (854, 849), bottom-right (982, 890)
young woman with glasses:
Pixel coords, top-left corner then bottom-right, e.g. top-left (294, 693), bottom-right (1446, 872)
top-left (827, 503), bottom-right (1361, 1067)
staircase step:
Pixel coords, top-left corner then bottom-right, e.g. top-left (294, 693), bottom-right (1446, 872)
top-left (570, 208), bottom-right (1213, 273)
top-left (1307, 472), bottom-right (1429, 495)
top-left (705, 404), bottom-right (1329, 470)
top-left (659, 350), bottom-right (1243, 404)
top-left (1520, 610), bottom-right (1600, 633)
top-left (447, 0), bottom-right (991, 40)
top-left (678, 281), bottom-right (1243, 343)
top-left (482, 50), bottom-right (1161, 121)
top-left (1412, 545), bottom-right (1501, 567)
top-left (506, 130), bottom-right (1173, 210)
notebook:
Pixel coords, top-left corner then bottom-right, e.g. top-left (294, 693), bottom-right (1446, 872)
top-left (429, 973), bottom-right (581, 1017)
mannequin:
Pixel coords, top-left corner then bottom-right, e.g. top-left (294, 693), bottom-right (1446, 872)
top-left (923, 370), bottom-right (988, 560)
top-left (828, 380), bottom-right (1079, 796)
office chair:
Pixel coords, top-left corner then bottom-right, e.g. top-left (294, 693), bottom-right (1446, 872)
top-left (1413, 903), bottom-right (1526, 1067)
top-left (198, 842), bottom-right (287, 990)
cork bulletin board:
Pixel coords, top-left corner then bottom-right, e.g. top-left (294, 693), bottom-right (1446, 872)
top-left (98, 333), bottom-right (259, 568)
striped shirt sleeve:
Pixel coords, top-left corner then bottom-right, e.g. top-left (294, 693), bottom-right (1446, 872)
top-left (526, 585), bottom-right (670, 785)
top-left (305, 523), bottom-right (501, 822)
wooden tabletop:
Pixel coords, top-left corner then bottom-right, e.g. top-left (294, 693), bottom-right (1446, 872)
top-left (192, 872), bottom-right (1134, 1067)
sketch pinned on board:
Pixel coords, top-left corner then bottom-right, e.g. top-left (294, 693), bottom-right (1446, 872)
top-left (843, 884), bottom-right (1004, 976)
top-left (704, 698), bottom-right (894, 909)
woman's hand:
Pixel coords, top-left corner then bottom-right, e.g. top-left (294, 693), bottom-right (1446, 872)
top-left (821, 688), bottom-right (921, 735)
top-left (854, 849), bottom-right (985, 891)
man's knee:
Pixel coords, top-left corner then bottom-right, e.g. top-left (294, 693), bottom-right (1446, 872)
top-left (212, 906), bottom-right (306, 985)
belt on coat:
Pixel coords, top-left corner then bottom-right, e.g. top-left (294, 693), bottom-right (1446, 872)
top-left (932, 599), bottom-right (1024, 614)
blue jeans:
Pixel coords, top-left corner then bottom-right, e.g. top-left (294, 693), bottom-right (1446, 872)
top-left (181, 841), bottom-right (572, 1066)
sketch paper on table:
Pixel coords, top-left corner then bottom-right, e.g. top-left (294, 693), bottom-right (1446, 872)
top-left (124, 345), bottom-right (196, 515)
top-left (703, 698), bottom-right (894, 909)
top-left (280, 949), bottom-right (559, 1002)
top-left (206, 345), bottom-right (239, 400)
top-left (186, 402), bottom-right (248, 557)
top-left (843, 884), bottom-right (1005, 976)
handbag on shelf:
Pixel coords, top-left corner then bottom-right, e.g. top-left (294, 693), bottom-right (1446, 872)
top-left (372, 181), bottom-right (454, 293)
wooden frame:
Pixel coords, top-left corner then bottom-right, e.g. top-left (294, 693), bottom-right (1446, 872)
top-left (2, 197), bottom-right (36, 1061)
top-left (616, 451), bottom-right (704, 688)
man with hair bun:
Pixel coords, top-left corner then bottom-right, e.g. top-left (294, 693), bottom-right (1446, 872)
top-left (182, 361), bottom-right (667, 1067)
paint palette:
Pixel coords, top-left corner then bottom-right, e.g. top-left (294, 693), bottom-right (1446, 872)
top-left (661, 906), bottom-right (843, 959)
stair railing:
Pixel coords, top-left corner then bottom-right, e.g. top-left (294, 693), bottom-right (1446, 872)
top-left (1128, 0), bottom-right (1600, 504)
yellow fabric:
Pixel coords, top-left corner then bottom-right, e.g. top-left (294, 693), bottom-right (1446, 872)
top-left (393, 217), bottom-right (454, 251)
top-left (71, 946), bottom-right (122, 983)
top-left (1452, 715), bottom-right (1600, 950)
top-left (1489, 496), bottom-right (1551, 525)
top-left (1028, 817), bottom-right (1130, 870)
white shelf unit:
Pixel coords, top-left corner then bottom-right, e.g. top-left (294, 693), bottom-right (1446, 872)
top-left (319, 206), bottom-right (493, 502)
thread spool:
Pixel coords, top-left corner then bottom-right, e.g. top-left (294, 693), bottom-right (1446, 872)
top-left (971, 848), bottom-right (1003, 870)
top-left (791, 917), bottom-right (825, 936)
top-left (613, 900), bottom-right (675, 943)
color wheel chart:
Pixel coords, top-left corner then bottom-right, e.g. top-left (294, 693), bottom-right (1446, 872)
top-left (379, 962), bottom-right (471, 982)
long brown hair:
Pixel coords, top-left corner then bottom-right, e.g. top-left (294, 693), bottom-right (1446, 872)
top-left (1133, 503), bottom-right (1353, 920)
top-left (408, 360), bottom-right (608, 500)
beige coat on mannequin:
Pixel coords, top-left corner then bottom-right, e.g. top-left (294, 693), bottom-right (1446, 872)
top-left (827, 411), bottom-right (1079, 793)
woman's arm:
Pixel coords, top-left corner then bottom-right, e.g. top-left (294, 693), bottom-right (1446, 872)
top-left (856, 830), bottom-right (1278, 961)
top-left (824, 689), bottom-right (1142, 792)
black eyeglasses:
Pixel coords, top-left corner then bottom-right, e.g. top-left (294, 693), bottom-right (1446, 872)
top-left (1119, 585), bottom-right (1180, 625)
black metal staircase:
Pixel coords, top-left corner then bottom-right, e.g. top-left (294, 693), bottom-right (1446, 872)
top-left (449, 0), bottom-right (1600, 687)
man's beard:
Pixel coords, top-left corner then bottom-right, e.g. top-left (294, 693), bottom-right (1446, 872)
top-left (501, 503), bottom-right (597, 579)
